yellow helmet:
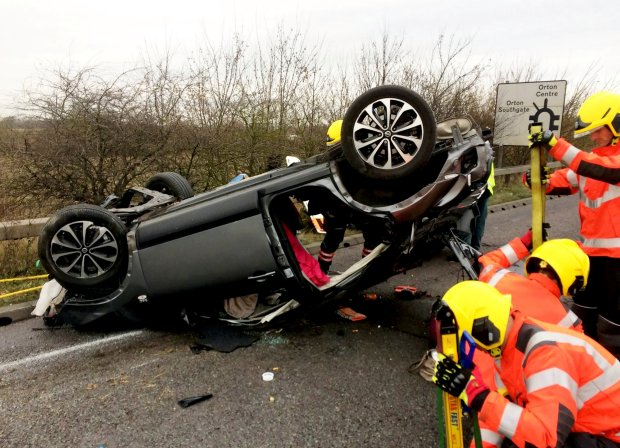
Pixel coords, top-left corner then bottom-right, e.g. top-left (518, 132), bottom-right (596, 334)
top-left (326, 119), bottom-right (343, 147)
top-left (574, 91), bottom-right (620, 138)
top-left (525, 239), bottom-right (589, 296)
top-left (440, 281), bottom-right (512, 357)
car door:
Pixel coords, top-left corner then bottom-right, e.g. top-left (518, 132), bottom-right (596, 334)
top-left (134, 183), bottom-right (280, 299)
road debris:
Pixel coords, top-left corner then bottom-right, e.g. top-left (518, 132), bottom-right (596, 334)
top-left (178, 393), bottom-right (213, 408)
top-left (335, 307), bottom-right (366, 321)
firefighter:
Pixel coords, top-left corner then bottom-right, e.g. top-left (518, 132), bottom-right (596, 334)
top-left (471, 162), bottom-right (495, 251)
top-left (478, 233), bottom-right (589, 332)
top-left (527, 91), bottom-right (620, 358)
top-left (471, 237), bottom-right (589, 446)
top-left (315, 119), bottom-right (383, 274)
top-left (432, 280), bottom-right (620, 448)
top-left (311, 119), bottom-right (383, 320)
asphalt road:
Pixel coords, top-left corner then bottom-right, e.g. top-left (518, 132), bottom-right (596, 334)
top-left (0, 195), bottom-right (580, 448)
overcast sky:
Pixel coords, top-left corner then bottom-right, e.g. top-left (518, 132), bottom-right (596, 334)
top-left (1, 0), bottom-right (618, 116)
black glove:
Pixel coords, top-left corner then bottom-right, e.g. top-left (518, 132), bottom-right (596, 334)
top-left (432, 353), bottom-right (490, 411)
top-left (522, 166), bottom-right (551, 188)
top-left (528, 130), bottom-right (558, 149)
top-left (541, 222), bottom-right (550, 242)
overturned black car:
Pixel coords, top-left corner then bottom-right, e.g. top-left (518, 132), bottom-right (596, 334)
top-left (35, 85), bottom-right (492, 327)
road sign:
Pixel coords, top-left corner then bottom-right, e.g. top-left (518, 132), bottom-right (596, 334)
top-left (494, 80), bottom-right (567, 146)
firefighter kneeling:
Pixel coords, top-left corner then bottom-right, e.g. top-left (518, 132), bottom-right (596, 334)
top-left (432, 281), bottom-right (620, 448)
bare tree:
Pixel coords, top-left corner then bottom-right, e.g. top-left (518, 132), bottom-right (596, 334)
top-left (182, 34), bottom-right (249, 189)
top-left (3, 63), bottom-right (186, 204)
top-left (415, 35), bottom-right (485, 120)
top-left (237, 25), bottom-right (324, 173)
top-left (355, 30), bottom-right (407, 91)
top-left (322, 64), bottom-right (354, 121)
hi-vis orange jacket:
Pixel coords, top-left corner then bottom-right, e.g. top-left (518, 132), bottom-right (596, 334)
top-left (547, 138), bottom-right (620, 258)
top-left (473, 236), bottom-right (583, 443)
top-left (476, 313), bottom-right (620, 447)
top-left (478, 237), bottom-right (582, 331)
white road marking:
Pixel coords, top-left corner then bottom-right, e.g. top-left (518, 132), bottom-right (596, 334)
top-left (0, 330), bottom-right (144, 373)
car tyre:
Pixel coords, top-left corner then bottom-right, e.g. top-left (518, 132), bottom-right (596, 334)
top-left (38, 204), bottom-right (128, 291)
top-left (144, 172), bottom-right (194, 199)
top-left (341, 85), bottom-right (436, 180)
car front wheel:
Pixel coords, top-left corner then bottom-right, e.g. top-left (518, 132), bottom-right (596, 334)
top-left (38, 204), bottom-right (128, 291)
top-left (341, 85), bottom-right (436, 180)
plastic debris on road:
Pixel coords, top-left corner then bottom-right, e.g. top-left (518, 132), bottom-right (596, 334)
top-left (178, 393), bottom-right (213, 408)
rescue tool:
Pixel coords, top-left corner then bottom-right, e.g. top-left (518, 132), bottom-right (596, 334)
top-left (459, 332), bottom-right (483, 448)
top-left (435, 304), bottom-right (465, 448)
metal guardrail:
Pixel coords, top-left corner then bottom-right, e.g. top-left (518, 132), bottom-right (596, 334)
top-left (0, 217), bottom-right (48, 241)
top-left (0, 162), bottom-right (563, 242)
top-left (494, 161), bottom-right (561, 176)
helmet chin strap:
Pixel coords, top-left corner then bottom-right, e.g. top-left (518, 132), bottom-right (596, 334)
top-left (488, 346), bottom-right (502, 359)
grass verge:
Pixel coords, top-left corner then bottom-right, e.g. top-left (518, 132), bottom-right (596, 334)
top-left (0, 237), bottom-right (45, 306)
top-left (0, 278), bottom-right (45, 306)
top-left (490, 182), bottom-right (531, 205)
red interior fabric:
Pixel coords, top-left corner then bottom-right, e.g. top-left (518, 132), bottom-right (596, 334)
top-left (282, 223), bottom-right (330, 287)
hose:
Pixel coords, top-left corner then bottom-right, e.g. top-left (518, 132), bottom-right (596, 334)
top-left (0, 286), bottom-right (43, 300)
top-left (0, 274), bottom-right (48, 283)
top-left (0, 274), bottom-right (48, 300)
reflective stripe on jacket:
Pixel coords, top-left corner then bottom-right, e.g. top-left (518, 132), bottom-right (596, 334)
top-left (477, 314), bottom-right (620, 447)
top-left (548, 138), bottom-right (620, 258)
top-left (478, 237), bottom-right (582, 331)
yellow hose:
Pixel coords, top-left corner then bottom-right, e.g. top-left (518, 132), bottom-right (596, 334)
top-left (0, 274), bottom-right (48, 283)
top-left (0, 274), bottom-right (48, 300)
top-left (0, 285), bottom-right (43, 300)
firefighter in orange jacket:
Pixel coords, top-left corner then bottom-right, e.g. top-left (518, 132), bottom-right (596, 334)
top-left (474, 236), bottom-right (589, 390)
top-left (478, 234), bottom-right (588, 332)
top-left (433, 281), bottom-right (620, 448)
top-left (472, 238), bottom-right (590, 446)
top-left (528, 91), bottom-right (620, 358)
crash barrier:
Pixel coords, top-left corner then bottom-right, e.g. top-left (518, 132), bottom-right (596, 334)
top-left (0, 220), bottom-right (48, 300)
top-left (0, 274), bottom-right (48, 301)
top-left (494, 161), bottom-right (561, 176)
top-left (0, 163), bottom-right (562, 242)
top-left (0, 217), bottom-right (48, 241)
top-left (494, 161), bottom-right (561, 185)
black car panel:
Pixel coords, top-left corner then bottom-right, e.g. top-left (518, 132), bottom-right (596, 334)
top-left (138, 213), bottom-right (278, 298)
top-left (136, 186), bottom-right (262, 249)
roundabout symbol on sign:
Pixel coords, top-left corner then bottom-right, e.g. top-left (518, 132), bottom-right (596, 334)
top-left (529, 98), bottom-right (561, 131)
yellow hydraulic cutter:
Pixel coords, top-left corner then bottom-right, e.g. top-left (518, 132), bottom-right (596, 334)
top-left (435, 305), bottom-right (483, 448)
top-left (435, 304), bottom-right (465, 448)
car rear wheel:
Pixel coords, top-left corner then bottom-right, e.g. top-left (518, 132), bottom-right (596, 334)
top-left (38, 204), bottom-right (128, 291)
top-left (144, 172), bottom-right (194, 199)
top-left (341, 85), bottom-right (436, 180)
